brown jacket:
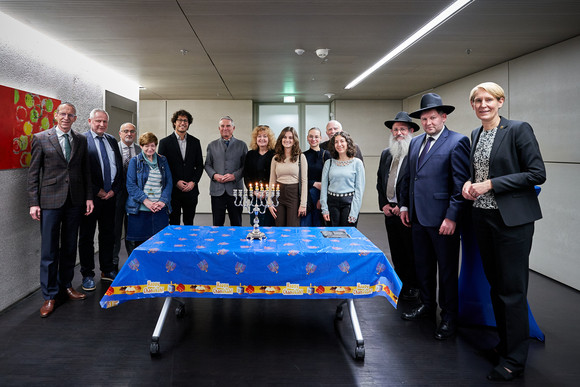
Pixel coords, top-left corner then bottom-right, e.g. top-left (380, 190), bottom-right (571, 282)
top-left (27, 127), bottom-right (92, 209)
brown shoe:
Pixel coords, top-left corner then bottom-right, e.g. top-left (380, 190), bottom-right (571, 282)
top-left (40, 300), bottom-right (55, 318)
top-left (66, 287), bottom-right (87, 301)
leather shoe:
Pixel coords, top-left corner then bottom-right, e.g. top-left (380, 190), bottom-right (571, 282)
top-left (40, 300), bottom-right (55, 318)
top-left (400, 288), bottom-right (420, 301)
top-left (434, 320), bottom-right (456, 340)
top-left (487, 365), bottom-right (522, 381)
top-left (401, 304), bottom-right (434, 321)
top-left (66, 287), bottom-right (87, 301)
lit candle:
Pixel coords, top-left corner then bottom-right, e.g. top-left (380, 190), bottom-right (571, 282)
top-left (249, 183), bottom-right (253, 191)
top-left (276, 184), bottom-right (280, 191)
top-left (260, 183), bottom-right (264, 191)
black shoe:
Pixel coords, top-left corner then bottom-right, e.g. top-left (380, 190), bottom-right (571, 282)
top-left (400, 288), bottom-right (420, 301)
top-left (434, 320), bottom-right (456, 340)
top-left (487, 365), bottom-right (522, 381)
top-left (401, 304), bottom-right (434, 321)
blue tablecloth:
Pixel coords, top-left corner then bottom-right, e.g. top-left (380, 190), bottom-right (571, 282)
top-left (100, 226), bottom-right (402, 309)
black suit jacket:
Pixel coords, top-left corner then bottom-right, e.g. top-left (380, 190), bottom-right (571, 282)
top-left (469, 116), bottom-right (546, 226)
top-left (158, 132), bottom-right (204, 197)
top-left (84, 131), bottom-right (124, 197)
top-left (376, 148), bottom-right (407, 210)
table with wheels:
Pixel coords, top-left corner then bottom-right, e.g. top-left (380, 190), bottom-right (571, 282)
top-left (100, 226), bottom-right (402, 359)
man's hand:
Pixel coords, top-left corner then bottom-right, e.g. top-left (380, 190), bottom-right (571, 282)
top-left (30, 206), bottom-right (41, 221)
top-left (177, 180), bottom-right (195, 192)
top-left (85, 200), bottom-right (94, 216)
top-left (400, 210), bottom-right (410, 227)
top-left (439, 218), bottom-right (456, 235)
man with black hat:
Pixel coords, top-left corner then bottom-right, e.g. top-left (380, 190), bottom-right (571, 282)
top-left (376, 111), bottom-right (420, 301)
top-left (398, 93), bottom-right (470, 340)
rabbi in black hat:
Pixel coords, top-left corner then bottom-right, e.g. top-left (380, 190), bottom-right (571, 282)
top-left (377, 112), bottom-right (420, 301)
top-left (397, 93), bottom-right (471, 341)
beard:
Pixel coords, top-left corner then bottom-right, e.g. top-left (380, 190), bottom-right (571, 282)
top-left (389, 133), bottom-right (412, 160)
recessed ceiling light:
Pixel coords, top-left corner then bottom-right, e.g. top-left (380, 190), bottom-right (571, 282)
top-left (283, 96), bottom-right (295, 103)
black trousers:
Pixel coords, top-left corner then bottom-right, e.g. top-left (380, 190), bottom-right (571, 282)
top-left (39, 196), bottom-right (83, 300)
top-left (79, 196), bottom-right (117, 278)
top-left (169, 192), bottom-right (199, 226)
top-left (473, 208), bottom-right (533, 372)
top-left (113, 189), bottom-right (135, 266)
top-left (384, 214), bottom-right (418, 290)
top-left (412, 222), bottom-right (460, 322)
top-left (327, 195), bottom-right (357, 227)
top-left (211, 193), bottom-right (242, 226)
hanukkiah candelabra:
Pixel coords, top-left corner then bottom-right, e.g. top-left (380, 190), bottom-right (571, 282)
top-left (233, 183), bottom-right (280, 240)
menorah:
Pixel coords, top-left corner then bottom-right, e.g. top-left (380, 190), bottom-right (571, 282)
top-left (233, 182), bottom-right (280, 240)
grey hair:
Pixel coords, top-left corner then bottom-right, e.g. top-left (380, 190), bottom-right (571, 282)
top-left (89, 108), bottom-right (109, 120)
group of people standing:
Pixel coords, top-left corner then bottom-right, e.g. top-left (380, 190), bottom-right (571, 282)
top-left (243, 121), bottom-right (365, 229)
top-left (377, 83), bottom-right (545, 382)
top-left (26, 107), bottom-right (367, 317)
top-left (27, 81), bottom-right (545, 382)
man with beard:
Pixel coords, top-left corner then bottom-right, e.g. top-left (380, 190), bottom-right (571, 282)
top-left (377, 112), bottom-right (420, 301)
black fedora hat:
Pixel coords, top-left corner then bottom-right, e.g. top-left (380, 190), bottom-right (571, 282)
top-left (409, 93), bottom-right (455, 118)
top-left (384, 111), bottom-right (420, 132)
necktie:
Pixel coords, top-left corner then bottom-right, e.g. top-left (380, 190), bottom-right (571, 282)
top-left (418, 137), bottom-right (434, 166)
top-left (97, 136), bottom-right (112, 192)
top-left (63, 133), bottom-right (71, 162)
top-left (386, 156), bottom-right (399, 200)
top-left (224, 140), bottom-right (230, 148)
top-left (123, 146), bottom-right (132, 173)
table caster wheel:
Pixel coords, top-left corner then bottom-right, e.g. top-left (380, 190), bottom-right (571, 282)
top-left (335, 306), bottom-right (344, 320)
top-left (355, 346), bottom-right (365, 360)
top-left (175, 304), bottom-right (185, 318)
top-left (150, 340), bottom-right (160, 356)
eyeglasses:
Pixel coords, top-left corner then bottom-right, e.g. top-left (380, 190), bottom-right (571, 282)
top-left (58, 113), bottom-right (76, 119)
top-left (121, 130), bottom-right (136, 134)
top-left (176, 118), bottom-right (189, 123)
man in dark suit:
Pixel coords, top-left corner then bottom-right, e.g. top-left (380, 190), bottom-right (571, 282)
top-left (204, 116), bottom-right (247, 226)
top-left (27, 102), bottom-right (94, 317)
top-left (398, 93), bottom-right (470, 340)
top-left (158, 110), bottom-right (203, 225)
top-left (113, 122), bottom-right (140, 269)
top-left (376, 112), bottom-right (420, 301)
top-left (78, 109), bottom-right (123, 291)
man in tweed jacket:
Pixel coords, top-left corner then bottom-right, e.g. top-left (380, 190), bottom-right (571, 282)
top-left (27, 102), bottom-right (94, 317)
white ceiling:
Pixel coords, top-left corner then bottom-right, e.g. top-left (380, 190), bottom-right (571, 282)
top-left (1, 0), bottom-right (579, 102)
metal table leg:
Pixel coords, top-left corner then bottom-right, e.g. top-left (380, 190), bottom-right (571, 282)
top-left (150, 297), bottom-right (185, 356)
top-left (336, 299), bottom-right (365, 360)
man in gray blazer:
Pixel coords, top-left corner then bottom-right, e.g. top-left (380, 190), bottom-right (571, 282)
top-left (27, 102), bottom-right (94, 317)
top-left (204, 116), bottom-right (247, 226)
top-left (113, 122), bottom-right (140, 268)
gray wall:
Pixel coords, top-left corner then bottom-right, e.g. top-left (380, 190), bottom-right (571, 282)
top-left (0, 33), bottom-right (138, 311)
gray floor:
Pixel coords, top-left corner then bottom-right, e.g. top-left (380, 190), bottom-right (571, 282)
top-left (0, 214), bottom-right (578, 386)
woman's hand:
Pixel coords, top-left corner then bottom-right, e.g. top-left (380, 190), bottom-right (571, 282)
top-left (313, 182), bottom-right (322, 190)
top-left (323, 213), bottom-right (330, 222)
top-left (269, 206), bottom-right (277, 219)
top-left (463, 180), bottom-right (492, 200)
top-left (298, 205), bottom-right (307, 217)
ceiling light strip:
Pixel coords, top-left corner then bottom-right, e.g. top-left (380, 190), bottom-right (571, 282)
top-left (345, 0), bottom-right (474, 90)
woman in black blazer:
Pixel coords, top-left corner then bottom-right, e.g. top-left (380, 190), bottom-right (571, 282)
top-left (462, 82), bottom-right (546, 381)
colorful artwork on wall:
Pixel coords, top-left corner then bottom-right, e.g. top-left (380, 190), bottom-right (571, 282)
top-left (0, 85), bottom-right (61, 170)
